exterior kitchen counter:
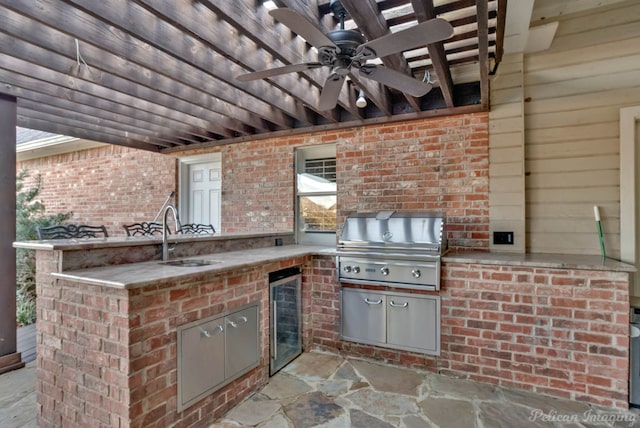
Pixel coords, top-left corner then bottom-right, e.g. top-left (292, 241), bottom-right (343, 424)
top-left (52, 244), bottom-right (335, 289)
top-left (443, 251), bottom-right (635, 272)
top-left (13, 230), bottom-right (293, 251)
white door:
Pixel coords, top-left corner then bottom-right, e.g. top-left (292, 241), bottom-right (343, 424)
top-left (182, 158), bottom-right (221, 232)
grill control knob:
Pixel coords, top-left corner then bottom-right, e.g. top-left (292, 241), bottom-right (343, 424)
top-left (352, 266), bottom-right (360, 273)
top-left (412, 269), bottom-right (421, 278)
top-left (343, 265), bottom-right (352, 273)
top-left (380, 267), bottom-right (389, 276)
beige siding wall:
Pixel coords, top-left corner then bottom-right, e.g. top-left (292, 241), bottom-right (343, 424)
top-left (489, 53), bottom-right (525, 252)
top-left (522, 0), bottom-right (640, 257)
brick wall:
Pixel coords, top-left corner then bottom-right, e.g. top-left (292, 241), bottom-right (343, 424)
top-left (337, 114), bottom-right (489, 251)
top-left (20, 112), bottom-right (488, 250)
top-left (219, 137), bottom-right (297, 233)
top-left (307, 257), bottom-right (631, 409)
top-left (18, 145), bottom-right (176, 237)
top-left (212, 111), bottom-right (489, 250)
top-left (37, 254), bottom-right (312, 427)
top-left (440, 262), bottom-right (629, 408)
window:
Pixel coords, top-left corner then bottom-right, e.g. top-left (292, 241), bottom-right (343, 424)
top-left (295, 145), bottom-right (336, 245)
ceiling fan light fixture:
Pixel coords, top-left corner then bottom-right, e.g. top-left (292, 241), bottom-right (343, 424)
top-left (356, 89), bottom-right (367, 108)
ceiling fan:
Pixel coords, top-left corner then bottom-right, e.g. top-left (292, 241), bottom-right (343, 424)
top-left (236, 0), bottom-right (454, 111)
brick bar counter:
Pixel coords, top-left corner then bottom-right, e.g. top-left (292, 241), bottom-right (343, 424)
top-left (310, 252), bottom-right (635, 410)
top-left (15, 234), bottom-right (635, 426)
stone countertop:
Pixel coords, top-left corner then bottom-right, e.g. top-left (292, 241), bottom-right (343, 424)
top-left (53, 245), bottom-right (335, 289)
top-left (53, 244), bottom-right (635, 291)
top-left (13, 231), bottom-right (294, 251)
top-left (443, 251), bottom-right (636, 272)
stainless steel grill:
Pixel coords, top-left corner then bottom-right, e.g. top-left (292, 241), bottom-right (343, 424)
top-left (336, 211), bottom-right (446, 290)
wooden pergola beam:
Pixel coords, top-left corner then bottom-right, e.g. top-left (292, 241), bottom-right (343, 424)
top-left (412, 0), bottom-right (455, 108)
top-left (476, 0), bottom-right (490, 109)
top-left (0, 94), bottom-right (23, 374)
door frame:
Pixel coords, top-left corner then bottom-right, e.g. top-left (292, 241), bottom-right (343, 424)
top-left (620, 106), bottom-right (640, 295)
top-left (178, 153), bottom-right (222, 232)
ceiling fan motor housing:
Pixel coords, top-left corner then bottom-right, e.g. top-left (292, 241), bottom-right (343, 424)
top-left (318, 29), bottom-right (367, 67)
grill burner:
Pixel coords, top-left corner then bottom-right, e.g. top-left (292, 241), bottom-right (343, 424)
top-left (337, 211), bottom-right (446, 290)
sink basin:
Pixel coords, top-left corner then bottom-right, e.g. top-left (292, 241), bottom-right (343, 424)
top-left (160, 259), bottom-right (220, 267)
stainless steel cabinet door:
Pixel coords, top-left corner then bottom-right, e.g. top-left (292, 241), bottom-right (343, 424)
top-left (225, 305), bottom-right (259, 379)
top-left (179, 318), bottom-right (225, 406)
top-left (387, 295), bottom-right (439, 354)
top-left (341, 289), bottom-right (386, 346)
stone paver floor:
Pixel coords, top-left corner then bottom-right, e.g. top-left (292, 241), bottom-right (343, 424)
top-left (2, 352), bottom-right (640, 427)
top-left (218, 351), bottom-right (640, 428)
top-left (0, 361), bottom-right (36, 428)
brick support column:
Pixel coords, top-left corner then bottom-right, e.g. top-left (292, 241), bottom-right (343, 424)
top-left (0, 93), bottom-right (22, 373)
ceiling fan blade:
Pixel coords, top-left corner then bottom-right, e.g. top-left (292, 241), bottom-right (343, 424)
top-left (318, 73), bottom-right (345, 110)
top-left (358, 18), bottom-right (454, 59)
top-left (269, 8), bottom-right (337, 49)
top-left (236, 62), bottom-right (323, 81)
top-left (359, 65), bottom-right (432, 97)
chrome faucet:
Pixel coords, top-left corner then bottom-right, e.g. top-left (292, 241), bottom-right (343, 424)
top-left (162, 204), bottom-right (181, 261)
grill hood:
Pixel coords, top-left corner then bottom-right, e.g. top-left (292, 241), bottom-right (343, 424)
top-left (338, 211), bottom-right (447, 255)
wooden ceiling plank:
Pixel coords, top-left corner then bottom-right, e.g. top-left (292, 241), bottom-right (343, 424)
top-left (0, 63), bottom-right (226, 138)
top-left (447, 26), bottom-right (496, 44)
top-left (19, 99), bottom-right (179, 147)
top-left (412, 0), bottom-right (455, 108)
top-left (139, 0), bottom-right (315, 126)
top-left (435, 0), bottom-right (477, 15)
top-left (1, 74), bottom-right (218, 142)
top-left (476, 0), bottom-right (490, 109)
top-left (339, 0), bottom-right (422, 112)
top-left (10, 82), bottom-right (203, 143)
top-left (17, 115), bottom-right (162, 152)
top-left (2, 0), bottom-right (280, 134)
top-left (1, 1), bottom-right (292, 130)
top-left (0, 50), bottom-right (236, 139)
top-left (0, 26), bottom-right (254, 137)
top-left (203, 0), bottom-right (346, 121)
top-left (135, 0), bottom-right (321, 126)
top-left (19, 105), bottom-right (173, 148)
top-left (33, 0), bottom-right (295, 130)
top-left (0, 0), bottom-right (497, 146)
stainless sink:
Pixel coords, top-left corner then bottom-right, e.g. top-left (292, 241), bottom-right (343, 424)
top-left (160, 259), bottom-right (220, 267)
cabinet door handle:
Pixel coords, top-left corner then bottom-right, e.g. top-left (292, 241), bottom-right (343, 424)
top-left (200, 324), bottom-right (223, 338)
top-left (227, 316), bottom-right (248, 328)
top-left (364, 298), bottom-right (383, 305)
top-left (389, 300), bottom-right (408, 308)
top-left (273, 301), bottom-right (277, 361)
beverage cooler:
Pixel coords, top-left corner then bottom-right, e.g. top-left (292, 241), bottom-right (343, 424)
top-left (269, 267), bottom-right (302, 375)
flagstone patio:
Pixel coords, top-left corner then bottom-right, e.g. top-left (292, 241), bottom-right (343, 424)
top-left (2, 350), bottom-right (639, 427)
